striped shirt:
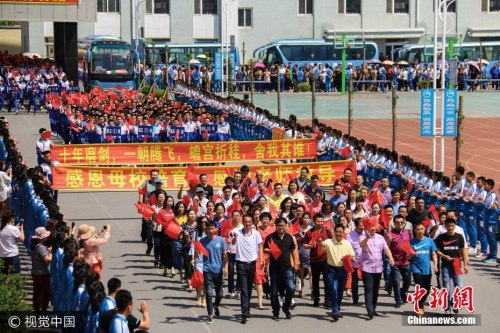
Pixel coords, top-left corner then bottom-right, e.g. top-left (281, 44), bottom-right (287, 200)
top-left (360, 234), bottom-right (388, 274)
top-left (322, 238), bottom-right (355, 267)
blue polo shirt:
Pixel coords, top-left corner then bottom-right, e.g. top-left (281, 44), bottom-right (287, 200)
top-left (200, 235), bottom-right (228, 274)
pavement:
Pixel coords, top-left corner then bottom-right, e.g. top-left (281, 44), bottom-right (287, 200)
top-left (3, 110), bottom-right (499, 332)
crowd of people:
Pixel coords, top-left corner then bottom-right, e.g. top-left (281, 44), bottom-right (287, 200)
top-left (0, 52), bottom-right (499, 331)
top-left (143, 59), bottom-right (500, 94)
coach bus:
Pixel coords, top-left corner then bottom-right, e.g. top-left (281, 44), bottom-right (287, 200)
top-left (144, 42), bottom-right (241, 69)
top-left (393, 41), bottom-right (500, 70)
top-left (253, 39), bottom-right (379, 68)
top-left (78, 35), bottom-right (138, 92)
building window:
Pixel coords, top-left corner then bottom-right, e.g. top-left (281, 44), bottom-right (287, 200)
top-left (194, 0), bottom-right (217, 15)
top-left (338, 0), bottom-right (361, 14)
top-left (299, 0), bottom-right (313, 15)
top-left (483, 0), bottom-right (500, 11)
top-left (154, 0), bottom-right (170, 14)
top-left (146, 0), bottom-right (152, 14)
top-left (238, 8), bottom-right (252, 27)
top-left (386, 0), bottom-right (409, 14)
top-left (433, 0), bottom-right (456, 13)
top-left (97, 0), bottom-right (120, 13)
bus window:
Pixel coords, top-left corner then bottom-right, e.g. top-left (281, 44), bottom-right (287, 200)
top-left (280, 45), bottom-right (304, 62)
top-left (266, 47), bottom-right (282, 65)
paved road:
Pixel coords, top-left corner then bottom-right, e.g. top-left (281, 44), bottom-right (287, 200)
top-left (4, 112), bottom-right (499, 333)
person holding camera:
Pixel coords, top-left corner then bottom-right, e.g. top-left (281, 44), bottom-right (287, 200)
top-left (78, 223), bottom-right (111, 275)
top-left (0, 212), bottom-right (24, 274)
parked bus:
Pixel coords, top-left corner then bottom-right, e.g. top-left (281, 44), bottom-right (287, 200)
top-left (253, 39), bottom-right (379, 68)
top-left (78, 35), bottom-right (138, 92)
top-left (144, 42), bottom-right (240, 69)
top-left (393, 41), bottom-right (500, 71)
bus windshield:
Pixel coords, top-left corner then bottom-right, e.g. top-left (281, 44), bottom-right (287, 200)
top-left (91, 45), bottom-right (133, 74)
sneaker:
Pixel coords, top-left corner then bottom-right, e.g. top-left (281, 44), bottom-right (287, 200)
top-left (419, 306), bottom-right (425, 316)
top-left (229, 292), bottom-right (235, 298)
top-left (444, 309), bottom-right (451, 315)
top-left (290, 300), bottom-right (296, 309)
top-left (235, 291), bottom-right (240, 299)
top-left (468, 248), bottom-right (478, 255)
top-left (214, 305), bottom-right (220, 317)
top-left (483, 258), bottom-right (497, 264)
top-left (206, 316), bottom-right (214, 324)
top-left (279, 297), bottom-right (284, 307)
top-left (296, 279), bottom-right (302, 292)
top-left (476, 252), bottom-right (488, 258)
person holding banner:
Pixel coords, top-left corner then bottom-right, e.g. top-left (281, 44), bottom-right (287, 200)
top-left (264, 217), bottom-right (298, 320)
top-left (319, 224), bottom-right (355, 321)
top-left (435, 218), bottom-right (468, 314)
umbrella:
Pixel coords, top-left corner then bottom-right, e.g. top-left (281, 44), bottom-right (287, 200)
top-left (254, 62), bottom-right (266, 68)
top-left (467, 61), bottom-right (480, 71)
top-left (196, 54), bottom-right (207, 59)
top-left (397, 60), bottom-right (409, 66)
top-left (382, 60), bottom-right (394, 65)
top-left (189, 59), bottom-right (200, 65)
top-left (368, 59), bottom-right (381, 64)
top-left (478, 59), bottom-right (489, 65)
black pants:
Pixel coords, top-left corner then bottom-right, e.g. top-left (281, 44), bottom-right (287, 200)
top-left (182, 247), bottom-right (193, 280)
top-left (311, 260), bottom-right (331, 304)
top-left (152, 231), bottom-right (163, 261)
top-left (352, 267), bottom-right (360, 304)
top-left (362, 271), bottom-right (382, 315)
top-left (237, 261), bottom-right (257, 319)
top-left (413, 273), bottom-right (432, 309)
top-left (145, 223), bottom-right (153, 254)
top-left (161, 235), bottom-right (174, 268)
top-left (141, 218), bottom-right (147, 241)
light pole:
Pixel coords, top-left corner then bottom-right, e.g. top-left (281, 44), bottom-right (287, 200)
top-left (222, 0), bottom-right (235, 98)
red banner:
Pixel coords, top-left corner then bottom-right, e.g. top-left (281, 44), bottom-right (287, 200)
top-left (0, 0), bottom-right (78, 4)
top-left (51, 139), bottom-right (317, 165)
top-left (52, 161), bottom-right (356, 191)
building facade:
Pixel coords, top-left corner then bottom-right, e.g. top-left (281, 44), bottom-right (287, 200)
top-left (21, 0), bottom-right (500, 62)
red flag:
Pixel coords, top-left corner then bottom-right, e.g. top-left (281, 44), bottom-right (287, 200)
top-left (368, 190), bottom-right (385, 207)
top-left (134, 202), bottom-right (155, 220)
top-left (342, 255), bottom-right (354, 273)
top-left (105, 135), bottom-right (113, 143)
top-left (182, 194), bottom-right (192, 207)
top-left (372, 180), bottom-right (381, 191)
top-left (428, 204), bottom-right (439, 221)
top-left (288, 221), bottom-right (301, 235)
top-left (138, 183), bottom-right (148, 195)
top-left (247, 185), bottom-right (258, 199)
top-left (268, 239), bottom-right (282, 260)
top-left (193, 201), bottom-right (200, 213)
top-left (219, 219), bottom-right (233, 238)
top-left (269, 204), bottom-right (278, 219)
top-left (175, 130), bottom-right (180, 141)
top-left (407, 182), bottom-right (414, 192)
top-left (323, 219), bottom-right (333, 231)
top-left (212, 193), bottom-right (221, 203)
top-left (227, 199), bottom-right (242, 216)
top-left (308, 231), bottom-right (321, 246)
top-left (164, 221), bottom-right (182, 239)
top-left (340, 146), bottom-right (352, 158)
top-left (69, 122), bottom-right (80, 133)
top-left (282, 174), bottom-right (294, 183)
top-left (357, 261), bottom-right (363, 279)
top-left (41, 131), bottom-right (52, 140)
top-left (226, 168), bottom-right (235, 177)
top-left (400, 239), bottom-right (416, 255)
top-left (184, 165), bottom-right (198, 188)
top-left (380, 208), bottom-right (391, 229)
top-left (193, 240), bottom-right (209, 257)
top-left (453, 258), bottom-right (463, 275)
top-left (265, 181), bottom-right (273, 196)
top-left (191, 269), bottom-right (204, 289)
top-left (422, 217), bottom-right (431, 230)
top-left (202, 129), bottom-right (209, 140)
top-left (148, 194), bottom-right (157, 205)
top-left (142, 135), bottom-right (149, 143)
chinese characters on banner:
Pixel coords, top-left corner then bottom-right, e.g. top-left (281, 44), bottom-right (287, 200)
top-left (52, 161), bottom-right (356, 191)
top-left (443, 88), bottom-right (458, 137)
top-left (51, 139), bottom-right (317, 165)
top-left (420, 89), bottom-right (435, 137)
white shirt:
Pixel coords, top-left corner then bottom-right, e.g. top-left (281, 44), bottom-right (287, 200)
top-left (228, 225), bottom-right (244, 254)
top-left (234, 228), bottom-right (263, 262)
top-left (0, 225), bottom-right (21, 257)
